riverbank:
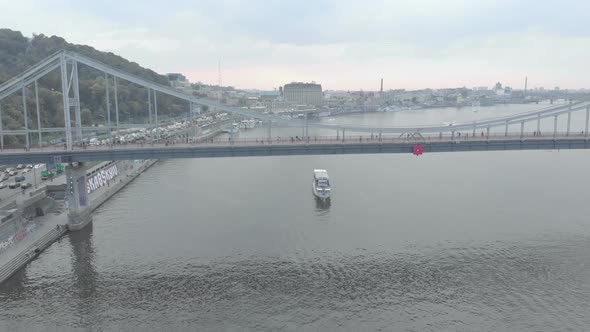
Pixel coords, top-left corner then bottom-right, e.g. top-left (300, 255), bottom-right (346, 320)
top-left (0, 159), bottom-right (157, 284)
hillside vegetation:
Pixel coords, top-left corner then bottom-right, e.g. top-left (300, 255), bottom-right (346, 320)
top-left (0, 29), bottom-right (189, 144)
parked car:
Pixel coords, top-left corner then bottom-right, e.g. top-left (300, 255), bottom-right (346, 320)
top-left (9, 171), bottom-right (17, 176)
top-left (16, 164), bottom-right (24, 169)
top-left (22, 169), bottom-right (31, 174)
top-left (20, 183), bottom-right (31, 189)
top-left (4, 168), bottom-right (12, 174)
top-left (0, 183), bottom-right (7, 189)
top-left (8, 182), bottom-right (19, 189)
top-left (26, 164), bottom-right (33, 169)
top-left (14, 175), bottom-right (25, 182)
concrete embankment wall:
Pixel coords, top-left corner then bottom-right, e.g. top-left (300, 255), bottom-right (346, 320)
top-left (88, 160), bottom-right (157, 213)
top-left (0, 227), bottom-right (67, 284)
top-left (0, 159), bottom-right (158, 284)
top-left (68, 159), bottom-right (158, 231)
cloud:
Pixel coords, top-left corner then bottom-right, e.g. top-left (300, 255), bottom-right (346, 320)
top-left (1, 0), bottom-right (589, 90)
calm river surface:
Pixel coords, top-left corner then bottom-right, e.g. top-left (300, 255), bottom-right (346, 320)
top-left (2, 102), bottom-right (590, 331)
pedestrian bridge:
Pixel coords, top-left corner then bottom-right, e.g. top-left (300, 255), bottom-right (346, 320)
top-left (1, 49), bottom-right (590, 165)
top-left (0, 133), bottom-right (588, 164)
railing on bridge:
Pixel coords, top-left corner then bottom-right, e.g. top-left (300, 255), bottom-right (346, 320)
top-left (0, 131), bottom-right (587, 154)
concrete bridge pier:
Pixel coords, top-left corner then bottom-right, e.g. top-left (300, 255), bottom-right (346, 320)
top-left (65, 163), bottom-right (92, 231)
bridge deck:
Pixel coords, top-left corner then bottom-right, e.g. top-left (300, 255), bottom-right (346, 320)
top-left (0, 133), bottom-right (588, 164)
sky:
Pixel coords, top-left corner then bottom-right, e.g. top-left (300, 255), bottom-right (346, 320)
top-left (1, 0), bottom-right (590, 91)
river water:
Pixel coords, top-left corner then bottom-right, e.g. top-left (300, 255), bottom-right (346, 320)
top-left (2, 102), bottom-right (590, 331)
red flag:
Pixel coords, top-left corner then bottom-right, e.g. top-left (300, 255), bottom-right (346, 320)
top-left (413, 145), bottom-right (424, 156)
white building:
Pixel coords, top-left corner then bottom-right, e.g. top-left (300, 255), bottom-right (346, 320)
top-left (283, 82), bottom-right (323, 106)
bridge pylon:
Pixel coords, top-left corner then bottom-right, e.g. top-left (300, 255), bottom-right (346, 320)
top-left (65, 163), bottom-right (92, 231)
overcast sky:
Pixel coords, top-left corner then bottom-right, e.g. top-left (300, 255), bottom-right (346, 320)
top-left (2, 0), bottom-right (589, 91)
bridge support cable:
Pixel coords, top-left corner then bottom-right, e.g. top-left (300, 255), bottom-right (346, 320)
top-left (586, 106), bottom-right (589, 138)
top-left (520, 121), bottom-right (524, 139)
top-left (537, 114), bottom-right (541, 134)
top-left (72, 61), bottom-right (83, 145)
top-left (105, 72), bottom-right (112, 144)
top-left (34, 81), bottom-right (42, 146)
top-left (60, 53), bottom-right (73, 151)
top-left (22, 86), bottom-right (29, 148)
top-left (114, 77), bottom-right (119, 132)
top-left (0, 62), bottom-right (61, 103)
top-left (0, 51), bottom-right (62, 95)
top-left (553, 115), bottom-right (558, 138)
top-left (147, 88), bottom-right (152, 125)
top-left (305, 116), bottom-right (309, 141)
top-left (0, 103), bottom-right (3, 149)
top-left (486, 126), bottom-right (490, 140)
top-left (154, 90), bottom-right (159, 142)
top-left (566, 111), bottom-right (571, 136)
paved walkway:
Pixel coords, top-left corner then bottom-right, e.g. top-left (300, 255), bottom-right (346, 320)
top-left (0, 132), bottom-right (588, 155)
top-left (0, 209), bottom-right (66, 268)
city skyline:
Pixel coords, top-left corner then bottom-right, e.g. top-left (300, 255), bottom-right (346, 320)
top-left (2, 0), bottom-right (590, 91)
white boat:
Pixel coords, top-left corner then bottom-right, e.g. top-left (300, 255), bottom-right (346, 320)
top-left (312, 169), bottom-right (331, 201)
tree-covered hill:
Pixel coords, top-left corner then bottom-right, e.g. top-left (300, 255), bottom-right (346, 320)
top-left (0, 29), bottom-right (188, 144)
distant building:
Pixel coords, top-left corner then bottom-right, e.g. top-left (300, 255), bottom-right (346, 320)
top-left (166, 73), bottom-right (187, 82)
top-left (259, 91), bottom-right (280, 101)
top-left (166, 73), bottom-right (190, 89)
top-left (283, 82), bottom-right (323, 106)
top-left (494, 82), bottom-right (505, 96)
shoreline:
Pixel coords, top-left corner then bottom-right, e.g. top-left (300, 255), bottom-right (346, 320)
top-left (0, 159), bottom-right (158, 284)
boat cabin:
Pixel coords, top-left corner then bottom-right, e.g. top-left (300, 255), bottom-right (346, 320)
top-left (313, 169), bottom-right (330, 187)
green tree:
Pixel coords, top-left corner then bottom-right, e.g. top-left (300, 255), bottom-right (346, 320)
top-left (0, 29), bottom-right (189, 144)
top-left (81, 108), bottom-right (92, 125)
